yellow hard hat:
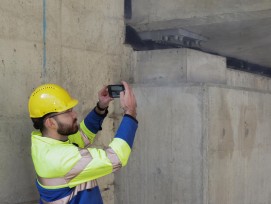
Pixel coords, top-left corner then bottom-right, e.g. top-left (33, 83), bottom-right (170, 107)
top-left (28, 84), bottom-right (78, 118)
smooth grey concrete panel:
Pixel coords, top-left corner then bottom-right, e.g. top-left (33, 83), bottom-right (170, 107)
top-left (207, 86), bottom-right (271, 204)
top-left (134, 48), bottom-right (226, 85)
top-left (115, 85), bottom-right (204, 204)
top-left (133, 49), bottom-right (187, 84)
top-left (186, 49), bottom-right (226, 84)
top-left (227, 69), bottom-right (271, 91)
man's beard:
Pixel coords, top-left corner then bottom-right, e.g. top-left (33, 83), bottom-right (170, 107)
top-left (55, 118), bottom-right (79, 136)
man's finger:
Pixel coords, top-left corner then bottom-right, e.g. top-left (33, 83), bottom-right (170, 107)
top-left (120, 91), bottom-right (125, 108)
top-left (121, 81), bottom-right (130, 93)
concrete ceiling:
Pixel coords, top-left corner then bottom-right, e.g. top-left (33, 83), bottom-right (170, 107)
top-left (182, 15), bottom-right (271, 68)
top-left (126, 0), bottom-right (271, 69)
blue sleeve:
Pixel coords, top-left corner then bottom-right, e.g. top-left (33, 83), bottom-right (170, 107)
top-left (83, 108), bottom-right (108, 134)
top-left (36, 180), bottom-right (73, 202)
top-left (115, 114), bottom-right (138, 148)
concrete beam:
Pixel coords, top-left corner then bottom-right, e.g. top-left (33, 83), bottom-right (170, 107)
top-left (133, 48), bottom-right (226, 84)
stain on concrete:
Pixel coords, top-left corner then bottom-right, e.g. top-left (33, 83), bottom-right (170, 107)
top-left (238, 104), bottom-right (257, 159)
top-left (216, 91), bottom-right (234, 159)
top-left (1, 59), bottom-right (5, 76)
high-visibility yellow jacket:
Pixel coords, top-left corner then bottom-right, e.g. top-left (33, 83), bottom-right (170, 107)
top-left (31, 109), bottom-right (138, 204)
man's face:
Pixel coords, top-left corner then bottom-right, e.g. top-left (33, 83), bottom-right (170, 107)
top-left (51, 109), bottom-right (78, 136)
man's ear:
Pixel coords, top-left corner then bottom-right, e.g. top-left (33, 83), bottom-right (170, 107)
top-left (44, 118), bottom-right (57, 129)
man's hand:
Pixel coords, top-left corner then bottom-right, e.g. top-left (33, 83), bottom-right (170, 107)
top-left (120, 81), bottom-right (137, 118)
top-left (98, 86), bottom-right (113, 109)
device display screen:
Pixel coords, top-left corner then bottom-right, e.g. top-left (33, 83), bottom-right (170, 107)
top-left (108, 85), bottom-right (125, 98)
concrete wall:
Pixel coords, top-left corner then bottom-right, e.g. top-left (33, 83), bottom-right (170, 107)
top-left (0, 0), bottom-right (131, 203)
top-left (115, 84), bottom-right (205, 204)
top-left (115, 48), bottom-right (271, 204)
top-left (207, 86), bottom-right (271, 204)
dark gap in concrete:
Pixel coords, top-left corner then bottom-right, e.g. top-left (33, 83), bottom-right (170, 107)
top-left (227, 58), bottom-right (271, 78)
top-left (124, 0), bottom-right (132, 19)
top-left (125, 25), bottom-right (180, 51)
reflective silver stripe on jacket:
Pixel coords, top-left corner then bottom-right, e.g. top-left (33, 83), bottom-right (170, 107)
top-left (41, 180), bottom-right (98, 204)
top-left (38, 147), bottom-right (122, 187)
top-left (105, 148), bottom-right (122, 172)
top-left (79, 129), bottom-right (91, 147)
top-left (38, 148), bottom-right (92, 186)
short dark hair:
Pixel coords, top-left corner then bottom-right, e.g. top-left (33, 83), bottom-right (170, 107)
top-left (31, 113), bottom-right (56, 132)
top-left (31, 117), bottom-right (45, 131)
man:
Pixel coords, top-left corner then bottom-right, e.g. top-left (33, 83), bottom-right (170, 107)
top-left (28, 81), bottom-right (138, 204)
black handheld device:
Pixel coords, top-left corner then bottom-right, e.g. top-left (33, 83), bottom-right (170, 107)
top-left (108, 85), bottom-right (125, 98)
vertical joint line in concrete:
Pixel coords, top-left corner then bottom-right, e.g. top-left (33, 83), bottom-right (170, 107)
top-left (124, 0), bottom-right (132, 19)
top-left (42, 0), bottom-right (47, 79)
